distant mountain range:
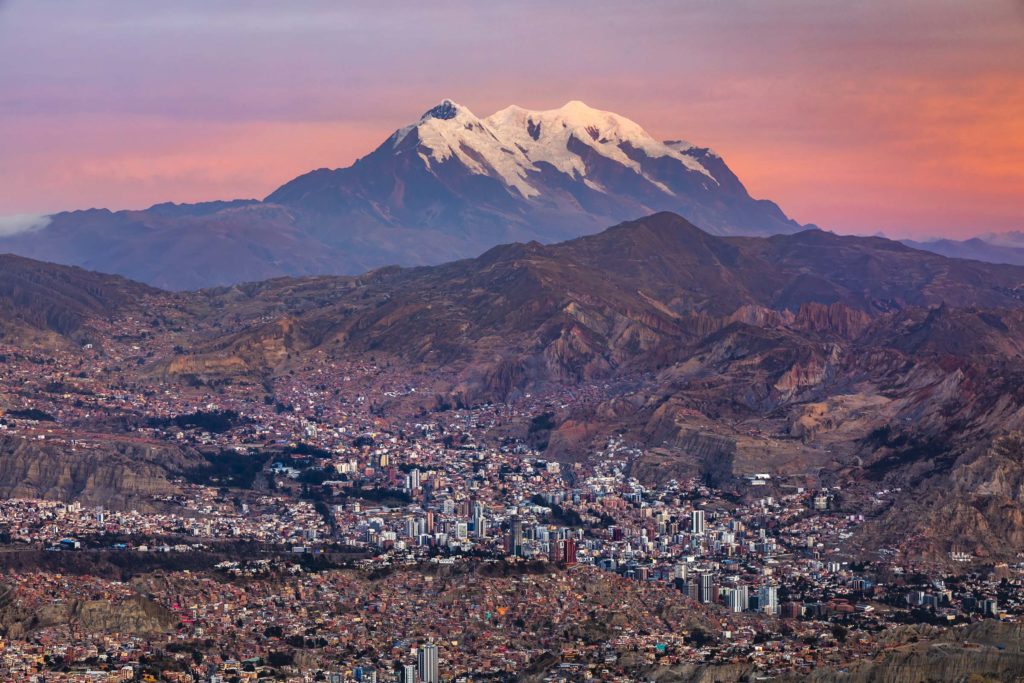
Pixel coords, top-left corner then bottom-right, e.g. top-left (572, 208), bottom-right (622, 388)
top-left (164, 211), bottom-right (1024, 391)
top-left (904, 232), bottom-right (1024, 267)
top-left (0, 100), bottom-right (804, 290)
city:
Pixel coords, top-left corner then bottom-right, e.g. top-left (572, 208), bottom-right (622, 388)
top-left (2, 2), bottom-right (1023, 681)
top-left (0, 320), bottom-right (1021, 681)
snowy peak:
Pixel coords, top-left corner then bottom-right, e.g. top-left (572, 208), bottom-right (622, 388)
top-left (393, 98), bottom-right (481, 144)
top-left (390, 99), bottom-right (537, 198)
top-left (277, 97), bottom-right (804, 242)
top-left (516, 100), bottom-right (651, 143)
top-left (486, 101), bottom-right (717, 192)
top-left (387, 100), bottom-right (721, 201)
top-left (420, 99), bottom-right (463, 121)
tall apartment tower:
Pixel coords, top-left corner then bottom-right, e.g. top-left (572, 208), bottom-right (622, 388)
top-left (510, 517), bottom-right (524, 557)
top-left (728, 585), bottom-right (748, 612)
top-left (698, 573), bottom-right (715, 603)
top-left (418, 643), bottom-right (439, 683)
top-left (472, 502), bottom-right (487, 538)
top-left (563, 537), bottom-right (578, 565)
top-left (759, 585), bottom-right (779, 615)
top-left (690, 509), bottom-right (706, 535)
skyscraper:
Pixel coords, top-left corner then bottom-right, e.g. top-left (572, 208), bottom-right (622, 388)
top-left (510, 517), bottom-right (524, 557)
top-left (563, 537), bottom-right (577, 565)
top-left (727, 585), bottom-right (748, 612)
top-left (399, 664), bottom-right (416, 683)
top-left (472, 501), bottom-right (487, 538)
top-left (698, 572), bottom-right (715, 603)
top-left (418, 643), bottom-right (439, 683)
top-left (690, 509), bottom-right (706, 535)
top-left (759, 585), bottom-right (779, 615)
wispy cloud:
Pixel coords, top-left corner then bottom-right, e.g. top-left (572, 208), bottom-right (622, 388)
top-left (0, 213), bottom-right (52, 237)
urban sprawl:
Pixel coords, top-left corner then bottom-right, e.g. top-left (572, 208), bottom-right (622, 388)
top-left (0, 315), bottom-right (1019, 683)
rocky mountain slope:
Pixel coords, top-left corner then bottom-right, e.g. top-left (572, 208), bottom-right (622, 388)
top-left (650, 621), bottom-right (1024, 683)
top-left (0, 101), bottom-right (802, 289)
top-left (0, 253), bottom-right (158, 345)
top-left (169, 213), bottom-right (1024, 391)
top-left (0, 435), bottom-right (203, 510)
top-left (0, 589), bottom-right (177, 640)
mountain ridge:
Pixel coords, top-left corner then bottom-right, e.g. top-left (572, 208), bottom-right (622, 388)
top-left (0, 253), bottom-right (158, 343)
top-left (161, 212), bottom-right (1024, 393)
top-left (904, 235), bottom-right (1024, 267)
top-left (0, 100), bottom-right (803, 289)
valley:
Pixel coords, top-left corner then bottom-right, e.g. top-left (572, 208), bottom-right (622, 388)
top-left (1, 213), bottom-right (1024, 679)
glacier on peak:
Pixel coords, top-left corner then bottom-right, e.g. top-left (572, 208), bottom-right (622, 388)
top-left (388, 100), bottom-right (720, 201)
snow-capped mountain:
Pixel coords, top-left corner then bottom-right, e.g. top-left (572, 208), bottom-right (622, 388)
top-left (0, 100), bottom-right (804, 289)
top-left (389, 99), bottom-right (713, 199)
top-left (269, 99), bottom-right (800, 243)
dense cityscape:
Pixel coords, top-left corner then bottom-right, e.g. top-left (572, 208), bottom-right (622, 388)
top-left (0, 313), bottom-right (1021, 683)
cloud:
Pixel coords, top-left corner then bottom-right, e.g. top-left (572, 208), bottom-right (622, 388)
top-left (0, 213), bottom-right (52, 237)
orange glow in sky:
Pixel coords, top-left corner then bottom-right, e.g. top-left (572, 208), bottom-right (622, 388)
top-left (1, 1), bottom-right (1021, 239)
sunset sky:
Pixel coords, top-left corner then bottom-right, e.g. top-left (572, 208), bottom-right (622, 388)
top-left (1, 0), bottom-right (1021, 239)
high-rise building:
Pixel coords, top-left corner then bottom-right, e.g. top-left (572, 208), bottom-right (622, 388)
top-left (698, 573), bottom-right (715, 604)
top-left (510, 517), bottom-right (524, 557)
top-left (781, 602), bottom-right (803, 619)
top-left (563, 537), bottom-right (577, 565)
top-left (690, 509), bottom-right (706, 535)
top-left (418, 643), bottom-right (439, 683)
top-left (759, 585), bottom-right (779, 615)
top-left (399, 664), bottom-right (417, 683)
top-left (472, 502), bottom-right (487, 538)
top-left (727, 585), bottom-right (748, 612)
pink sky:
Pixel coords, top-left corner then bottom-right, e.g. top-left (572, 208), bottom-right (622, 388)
top-left (1, 1), bottom-right (1022, 239)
